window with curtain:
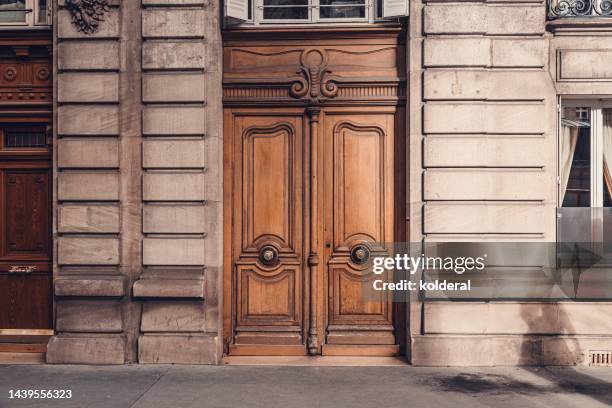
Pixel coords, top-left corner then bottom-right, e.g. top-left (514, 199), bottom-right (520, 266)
top-left (559, 105), bottom-right (612, 246)
top-left (560, 106), bottom-right (612, 209)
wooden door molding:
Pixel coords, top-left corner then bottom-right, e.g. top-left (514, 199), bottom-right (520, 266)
top-left (322, 111), bottom-right (397, 355)
top-left (223, 30), bottom-right (406, 357)
top-left (227, 113), bottom-right (306, 354)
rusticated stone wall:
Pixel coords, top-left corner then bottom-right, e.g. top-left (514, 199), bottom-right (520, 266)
top-left (408, 0), bottom-right (612, 366)
top-left (47, 0), bottom-right (223, 364)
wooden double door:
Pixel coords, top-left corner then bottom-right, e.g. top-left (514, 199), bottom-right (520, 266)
top-left (0, 123), bottom-right (52, 332)
top-left (224, 105), bottom-right (402, 356)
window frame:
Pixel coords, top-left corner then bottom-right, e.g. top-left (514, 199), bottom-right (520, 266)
top-left (560, 99), bottom-right (612, 209)
top-left (0, 0), bottom-right (50, 27)
top-left (252, 0), bottom-right (377, 24)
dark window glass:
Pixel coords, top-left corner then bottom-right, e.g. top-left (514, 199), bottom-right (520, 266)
top-left (0, 0), bottom-right (26, 23)
top-left (4, 128), bottom-right (47, 148)
top-left (263, 0), bottom-right (308, 19)
top-left (319, 0), bottom-right (365, 18)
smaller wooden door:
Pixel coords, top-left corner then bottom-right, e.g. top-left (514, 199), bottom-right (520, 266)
top-left (0, 124), bottom-right (52, 331)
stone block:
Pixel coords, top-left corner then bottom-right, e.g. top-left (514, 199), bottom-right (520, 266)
top-left (58, 205), bottom-right (120, 233)
top-left (143, 73), bottom-right (206, 102)
top-left (58, 9), bottom-right (120, 39)
top-left (58, 172), bottom-right (119, 201)
top-left (133, 278), bottom-right (205, 298)
top-left (138, 334), bottom-right (218, 364)
top-left (411, 335), bottom-right (540, 366)
top-left (423, 70), bottom-right (551, 101)
top-left (424, 38), bottom-right (490, 67)
top-left (142, 238), bottom-right (205, 266)
top-left (56, 300), bottom-right (123, 332)
top-left (142, 139), bottom-right (205, 168)
top-left (423, 103), bottom-right (546, 134)
top-left (424, 136), bottom-right (547, 167)
top-left (58, 73), bottom-right (119, 103)
top-left (424, 38), bottom-right (546, 68)
top-left (142, 41), bottom-right (206, 70)
top-left (203, 201), bottom-right (223, 268)
top-left (58, 106), bottom-right (119, 136)
top-left (47, 334), bottom-right (125, 364)
top-left (58, 237), bottom-right (120, 265)
top-left (142, 172), bottom-right (206, 201)
top-left (143, 204), bottom-right (206, 233)
top-left (143, 107), bottom-right (205, 136)
top-left (424, 302), bottom-right (612, 335)
top-left (141, 302), bottom-right (205, 332)
top-left (58, 42), bottom-right (120, 71)
top-left (143, 9), bottom-right (205, 38)
top-left (423, 203), bottom-right (550, 234)
top-left (542, 336), bottom-right (612, 365)
top-left (558, 50), bottom-right (612, 80)
top-left (424, 169), bottom-right (547, 200)
top-left (424, 5), bottom-right (487, 34)
top-left (491, 39), bottom-right (546, 68)
top-left (55, 276), bottom-right (126, 297)
top-left (424, 6), bottom-right (543, 35)
top-left (487, 6), bottom-right (544, 35)
top-left (58, 138), bottom-right (119, 169)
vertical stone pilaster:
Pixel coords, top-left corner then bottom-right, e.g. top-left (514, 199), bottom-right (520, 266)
top-left (119, 0), bottom-right (144, 364)
top-left (134, 0), bottom-right (222, 364)
top-left (48, 0), bottom-right (126, 364)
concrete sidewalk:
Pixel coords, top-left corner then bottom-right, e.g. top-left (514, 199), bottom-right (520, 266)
top-left (0, 363), bottom-right (611, 408)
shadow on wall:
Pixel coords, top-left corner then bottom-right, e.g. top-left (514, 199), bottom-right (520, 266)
top-left (516, 303), bottom-right (612, 406)
top-left (417, 304), bottom-right (612, 405)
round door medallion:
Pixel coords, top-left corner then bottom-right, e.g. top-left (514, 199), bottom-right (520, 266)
top-left (259, 245), bottom-right (279, 266)
top-left (350, 244), bottom-right (371, 265)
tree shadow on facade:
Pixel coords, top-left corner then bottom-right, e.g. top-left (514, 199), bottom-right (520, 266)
top-left (518, 302), bottom-right (612, 406)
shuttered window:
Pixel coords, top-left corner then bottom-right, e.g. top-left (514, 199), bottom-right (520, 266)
top-left (226, 0), bottom-right (407, 23)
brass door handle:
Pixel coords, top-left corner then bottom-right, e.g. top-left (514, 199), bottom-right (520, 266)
top-left (8, 266), bottom-right (37, 274)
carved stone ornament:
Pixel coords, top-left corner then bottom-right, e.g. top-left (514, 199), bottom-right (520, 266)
top-left (66, 0), bottom-right (110, 34)
top-left (290, 49), bottom-right (339, 105)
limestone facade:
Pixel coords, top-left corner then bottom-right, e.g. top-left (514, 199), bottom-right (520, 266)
top-left (27, 0), bottom-right (612, 364)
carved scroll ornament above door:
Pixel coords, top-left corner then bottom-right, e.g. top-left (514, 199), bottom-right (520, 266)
top-left (222, 28), bottom-right (406, 107)
top-left (289, 49), bottom-right (338, 105)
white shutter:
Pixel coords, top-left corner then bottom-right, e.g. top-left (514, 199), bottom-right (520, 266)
top-left (382, 0), bottom-right (408, 17)
top-left (226, 0), bottom-right (249, 20)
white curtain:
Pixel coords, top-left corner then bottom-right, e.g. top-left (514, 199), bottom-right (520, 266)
top-left (559, 124), bottom-right (578, 204)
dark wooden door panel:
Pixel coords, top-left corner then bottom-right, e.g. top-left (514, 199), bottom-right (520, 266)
top-left (0, 125), bottom-right (52, 331)
top-left (0, 273), bottom-right (52, 329)
top-left (3, 169), bottom-right (50, 259)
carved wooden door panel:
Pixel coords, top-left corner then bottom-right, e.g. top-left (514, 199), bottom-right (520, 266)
top-left (321, 109), bottom-right (398, 355)
top-left (0, 125), bottom-right (53, 330)
top-left (227, 112), bottom-right (307, 355)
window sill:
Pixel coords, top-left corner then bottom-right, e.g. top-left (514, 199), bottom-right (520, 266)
top-left (547, 17), bottom-right (612, 34)
top-left (222, 22), bottom-right (406, 39)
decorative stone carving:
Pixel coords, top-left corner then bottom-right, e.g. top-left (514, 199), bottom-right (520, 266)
top-left (66, 0), bottom-right (110, 34)
top-left (290, 49), bottom-right (338, 105)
